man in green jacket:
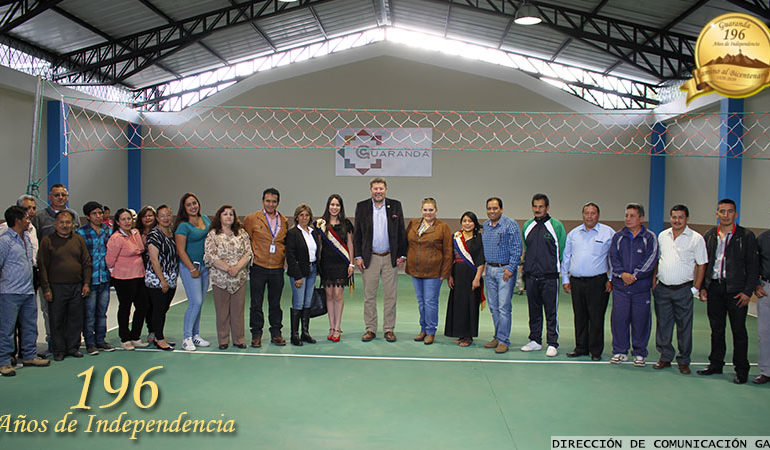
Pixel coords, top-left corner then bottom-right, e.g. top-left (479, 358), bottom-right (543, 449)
top-left (521, 193), bottom-right (566, 357)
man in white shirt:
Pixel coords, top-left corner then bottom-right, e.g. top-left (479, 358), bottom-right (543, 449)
top-left (652, 204), bottom-right (707, 374)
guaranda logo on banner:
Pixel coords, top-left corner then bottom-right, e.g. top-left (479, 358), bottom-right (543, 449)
top-left (681, 13), bottom-right (770, 104)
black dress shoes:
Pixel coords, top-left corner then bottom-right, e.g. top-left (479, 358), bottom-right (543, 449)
top-left (590, 355), bottom-right (602, 361)
top-left (733, 374), bottom-right (748, 384)
top-left (68, 351), bottom-right (84, 358)
top-left (566, 350), bottom-right (588, 358)
top-left (697, 366), bottom-right (723, 376)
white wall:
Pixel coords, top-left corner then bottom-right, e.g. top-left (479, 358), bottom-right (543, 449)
top-left (0, 84), bottom-right (47, 208)
top-left (0, 81), bottom-right (127, 217)
top-left (141, 54), bottom-right (648, 222)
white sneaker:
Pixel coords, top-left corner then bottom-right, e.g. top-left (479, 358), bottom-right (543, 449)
top-left (192, 335), bottom-right (210, 347)
top-left (182, 337), bottom-right (196, 352)
top-left (121, 341), bottom-right (135, 351)
top-left (546, 346), bottom-right (558, 357)
top-left (520, 341), bottom-right (542, 352)
top-left (132, 340), bottom-right (150, 348)
top-left (610, 353), bottom-right (628, 364)
top-left (633, 356), bottom-right (646, 367)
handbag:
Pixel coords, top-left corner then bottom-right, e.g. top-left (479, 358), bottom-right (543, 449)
top-left (309, 286), bottom-right (327, 318)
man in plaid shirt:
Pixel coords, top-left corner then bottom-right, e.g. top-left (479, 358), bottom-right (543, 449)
top-left (77, 201), bottom-right (115, 355)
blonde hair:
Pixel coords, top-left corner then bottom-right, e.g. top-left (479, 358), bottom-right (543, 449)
top-left (421, 197), bottom-right (437, 210)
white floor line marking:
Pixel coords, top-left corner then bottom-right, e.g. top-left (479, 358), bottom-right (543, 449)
top-left (133, 348), bottom-right (743, 366)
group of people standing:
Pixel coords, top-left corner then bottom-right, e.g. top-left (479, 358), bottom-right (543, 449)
top-left (2, 179), bottom-right (769, 386)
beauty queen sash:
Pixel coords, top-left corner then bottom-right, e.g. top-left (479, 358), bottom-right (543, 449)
top-left (453, 231), bottom-right (485, 309)
top-left (318, 219), bottom-right (354, 292)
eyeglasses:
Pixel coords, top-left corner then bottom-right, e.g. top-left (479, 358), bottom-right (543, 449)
top-left (423, 197), bottom-right (435, 201)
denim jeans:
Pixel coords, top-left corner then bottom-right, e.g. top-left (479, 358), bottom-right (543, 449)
top-left (290, 263), bottom-right (317, 310)
top-left (180, 263), bottom-right (210, 339)
top-left (83, 282), bottom-right (110, 346)
top-left (0, 294), bottom-right (37, 366)
top-left (412, 277), bottom-right (442, 335)
top-left (485, 265), bottom-right (516, 345)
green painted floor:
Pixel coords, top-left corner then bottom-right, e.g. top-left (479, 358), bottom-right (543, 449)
top-left (1, 274), bottom-right (768, 449)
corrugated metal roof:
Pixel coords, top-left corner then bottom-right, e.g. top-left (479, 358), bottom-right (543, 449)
top-left (391, 0), bottom-right (449, 36)
top-left (313, 0), bottom-right (379, 37)
top-left (123, 65), bottom-right (174, 88)
top-left (57, 0), bottom-right (168, 39)
top-left (9, 9), bottom-right (103, 53)
top-left (150, 0), bottom-right (230, 21)
top-left (1, 0), bottom-right (759, 97)
top-left (162, 44), bottom-right (222, 76)
top-left (553, 40), bottom-right (623, 74)
top-left (445, 6), bottom-right (509, 47)
top-left (255, 8), bottom-right (324, 49)
top-left (201, 23), bottom-right (274, 63)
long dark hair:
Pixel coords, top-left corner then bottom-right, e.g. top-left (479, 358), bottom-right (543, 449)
top-left (209, 205), bottom-right (243, 235)
top-left (460, 211), bottom-right (481, 237)
top-left (321, 194), bottom-right (350, 233)
top-left (173, 192), bottom-right (200, 231)
top-left (113, 208), bottom-right (133, 233)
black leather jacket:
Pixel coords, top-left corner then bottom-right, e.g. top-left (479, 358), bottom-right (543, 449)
top-left (702, 225), bottom-right (759, 297)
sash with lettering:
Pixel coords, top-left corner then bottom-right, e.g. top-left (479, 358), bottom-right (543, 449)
top-left (318, 220), bottom-right (354, 292)
top-left (453, 231), bottom-right (486, 310)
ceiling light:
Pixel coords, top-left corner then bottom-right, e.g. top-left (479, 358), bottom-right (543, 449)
top-left (514, 1), bottom-right (542, 26)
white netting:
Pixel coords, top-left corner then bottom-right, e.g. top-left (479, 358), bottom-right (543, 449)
top-left (61, 97), bottom-right (770, 158)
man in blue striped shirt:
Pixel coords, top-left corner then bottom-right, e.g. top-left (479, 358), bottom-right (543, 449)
top-left (482, 197), bottom-right (522, 354)
top-left (1, 206), bottom-right (50, 376)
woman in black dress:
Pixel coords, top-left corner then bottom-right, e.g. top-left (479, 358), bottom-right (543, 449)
top-left (317, 194), bottom-right (354, 342)
top-left (445, 211), bottom-right (485, 347)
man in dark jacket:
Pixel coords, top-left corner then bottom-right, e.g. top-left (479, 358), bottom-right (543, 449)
top-left (353, 177), bottom-right (407, 342)
top-left (698, 199), bottom-right (759, 384)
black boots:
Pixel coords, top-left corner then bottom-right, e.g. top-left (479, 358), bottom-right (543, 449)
top-left (290, 308), bottom-right (302, 346)
top-left (301, 308), bottom-right (316, 344)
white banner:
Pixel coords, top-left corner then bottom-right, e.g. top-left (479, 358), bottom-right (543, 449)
top-left (335, 128), bottom-right (433, 177)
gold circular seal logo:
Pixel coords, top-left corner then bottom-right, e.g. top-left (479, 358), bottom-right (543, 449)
top-left (682, 13), bottom-right (770, 103)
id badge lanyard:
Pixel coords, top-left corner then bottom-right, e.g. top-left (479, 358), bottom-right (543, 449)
top-left (264, 210), bottom-right (279, 253)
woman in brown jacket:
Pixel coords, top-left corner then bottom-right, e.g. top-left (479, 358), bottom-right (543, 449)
top-left (405, 198), bottom-right (453, 345)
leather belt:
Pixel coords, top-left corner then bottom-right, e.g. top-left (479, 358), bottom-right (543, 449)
top-left (372, 251), bottom-right (390, 257)
top-left (571, 274), bottom-right (606, 281)
top-left (658, 281), bottom-right (692, 290)
top-left (487, 262), bottom-right (506, 267)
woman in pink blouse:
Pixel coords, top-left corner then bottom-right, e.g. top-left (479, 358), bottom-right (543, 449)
top-left (204, 205), bottom-right (252, 350)
top-left (106, 208), bottom-right (149, 351)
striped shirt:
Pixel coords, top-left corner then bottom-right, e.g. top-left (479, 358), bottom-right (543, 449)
top-left (482, 215), bottom-right (522, 274)
top-left (0, 228), bottom-right (35, 294)
top-left (78, 224), bottom-right (112, 285)
top-left (657, 226), bottom-right (708, 285)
